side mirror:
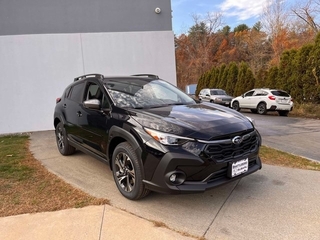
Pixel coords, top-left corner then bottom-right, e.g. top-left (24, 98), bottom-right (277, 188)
top-left (84, 99), bottom-right (100, 110)
top-left (241, 94), bottom-right (244, 98)
top-left (206, 94), bottom-right (210, 97)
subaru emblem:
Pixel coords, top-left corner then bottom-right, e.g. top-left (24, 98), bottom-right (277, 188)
top-left (232, 136), bottom-right (243, 145)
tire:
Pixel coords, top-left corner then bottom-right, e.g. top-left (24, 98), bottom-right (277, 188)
top-left (232, 101), bottom-right (240, 111)
top-left (278, 110), bottom-right (289, 117)
top-left (257, 103), bottom-right (267, 115)
top-left (250, 109), bottom-right (257, 114)
top-left (112, 142), bottom-right (150, 200)
top-left (55, 122), bottom-right (76, 155)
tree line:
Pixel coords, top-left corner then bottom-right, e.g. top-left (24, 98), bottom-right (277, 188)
top-left (175, 0), bottom-right (320, 103)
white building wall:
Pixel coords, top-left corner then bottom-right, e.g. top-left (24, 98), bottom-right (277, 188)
top-left (0, 31), bottom-right (176, 134)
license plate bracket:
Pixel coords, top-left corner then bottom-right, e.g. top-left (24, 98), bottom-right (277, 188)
top-left (227, 158), bottom-right (248, 178)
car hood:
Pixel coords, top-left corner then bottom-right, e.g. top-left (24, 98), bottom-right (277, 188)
top-left (129, 103), bottom-right (254, 141)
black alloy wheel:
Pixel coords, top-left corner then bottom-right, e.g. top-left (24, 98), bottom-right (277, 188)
top-left (55, 122), bottom-right (76, 155)
top-left (112, 142), bottom-right (149, 200)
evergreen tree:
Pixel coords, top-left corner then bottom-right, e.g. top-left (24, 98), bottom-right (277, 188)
top-left (217, 64), bottom-right (226, 88)
top-left (234, 62), bottom-right (249, 96)
top-left (209, 67), bottom-right (217, 88)
top-left (293, 44), bottom-right (313, 102)
top-left (225, 62), bottom-right (238, 95)
top-left (219, 64), bottom-right (229, 89)
top-left (307, 33), bottom-right (320, 103)
top-left (265, 66), bottom-right (279, 88)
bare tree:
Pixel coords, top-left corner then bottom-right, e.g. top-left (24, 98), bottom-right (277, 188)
top-left (175, 12), bottom-right (223, 89)
top-left (291, 0), bottom-right (320, 35)
top-left (260, 0), bottom-right (291, 65)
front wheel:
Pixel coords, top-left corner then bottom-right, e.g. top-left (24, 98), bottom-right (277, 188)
top-left (232, 101), bottom-right (240, 111)
top-left (112, 142), bottom-right (150, 200)
top-left (257, 103), bottom-right (267, 115)
top-left (55, 122), bottom-right (76, 155)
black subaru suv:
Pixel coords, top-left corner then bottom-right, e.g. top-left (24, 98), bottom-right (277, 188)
top-left (54, 74), bottom-right (262, 200)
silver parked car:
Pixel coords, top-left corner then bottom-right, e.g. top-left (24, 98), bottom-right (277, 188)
top-left (198, 88), bottom-right (233, 107)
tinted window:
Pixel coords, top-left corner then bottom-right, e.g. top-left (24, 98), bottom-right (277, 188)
top-left (271, 90), bottom-right (290, 97)
top-left (84, 82), bottom-right (110, 108)
top-left (69, 82), bottom-right (85, 102)
top-left (211, 90), bottom-right (227, 95)
top-left (253, 90), bottom-right (268, 96)
top-left (245, 91), bottom-right (254, 97)
top-left (64, 87), bottom-right (72, 99)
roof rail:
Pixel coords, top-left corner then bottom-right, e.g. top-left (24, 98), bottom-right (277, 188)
top-left (74, 73), bottom-right (104, 82)
top-left (131, 74), bottom-right (159, 79)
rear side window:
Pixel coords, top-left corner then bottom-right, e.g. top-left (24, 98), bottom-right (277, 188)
top-left (271, 90), bottom-right (290, 97)
top-left (69, 82), bottom-right (85, 102)
top-left (64, 87), bottom-right (72, 98)
top-left (253, 90), bottom-right (268, 96)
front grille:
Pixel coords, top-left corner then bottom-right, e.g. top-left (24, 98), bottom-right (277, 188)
top-left (202, 130), bottom-right (259, 163)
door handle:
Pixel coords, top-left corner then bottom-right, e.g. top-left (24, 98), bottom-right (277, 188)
top-left (77, 111), bottom-right (82, 117)
top-left (63, 104), bottom-right (67, 108)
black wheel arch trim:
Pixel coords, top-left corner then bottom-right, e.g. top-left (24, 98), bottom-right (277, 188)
top-left (53, 114), bottom-right (66, 128)
top-left (108, 125), bottom-right (143, 171)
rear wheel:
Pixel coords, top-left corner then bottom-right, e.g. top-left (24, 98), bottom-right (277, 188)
top-left (278, 110), bottom-right (289, 117)
top-left (232, 101), bottom-right (240, 111)
top-left (257, 103), bottom-right (267, 115)
top-left (112, 142), bottom-right (150, 200)
top-left (55, 122), bottom-right (76, 155)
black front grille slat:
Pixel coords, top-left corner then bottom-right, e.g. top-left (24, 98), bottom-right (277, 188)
top-left (203, 131), bottom-right (259, 163)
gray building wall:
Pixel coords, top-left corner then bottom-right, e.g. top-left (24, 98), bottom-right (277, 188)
top-left (0, 0), bottom-right (172, 35)
top-left (0, 0), bottom-right (176, 134)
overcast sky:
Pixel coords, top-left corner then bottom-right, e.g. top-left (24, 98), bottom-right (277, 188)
top-left (171, 0), bottom-right (291, 34)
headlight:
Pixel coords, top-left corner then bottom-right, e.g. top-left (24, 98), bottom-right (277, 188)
top-left (144, 128), bottom-right (194, 145)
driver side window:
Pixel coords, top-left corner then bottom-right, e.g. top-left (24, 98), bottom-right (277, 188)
top-left (85, 82), bottom-right (109, 108)
top-left (245, 91), bottom-right (254, 97)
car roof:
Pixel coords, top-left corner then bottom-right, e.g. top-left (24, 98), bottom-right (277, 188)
top-left (72, 73), bottom-right (160, 84)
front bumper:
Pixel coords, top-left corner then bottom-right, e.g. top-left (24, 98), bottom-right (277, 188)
top-left (143, 150), bottom-right (262, 194)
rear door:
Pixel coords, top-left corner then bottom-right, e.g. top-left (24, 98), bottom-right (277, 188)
top-left (251, 89), bottom-right (268, 108)
top-left (63, 82), bottom-right (86, 143)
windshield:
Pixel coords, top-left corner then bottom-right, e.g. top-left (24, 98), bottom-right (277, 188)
top-left (210, 90), bottom-right (227, 95)
top-left (104, 79), bottom-right (195, 108)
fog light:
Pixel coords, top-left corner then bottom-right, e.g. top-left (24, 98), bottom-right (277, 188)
top-left (165, 171), bottom-right (186, 186)
top-left (169, 174), bottom-right (177, 182)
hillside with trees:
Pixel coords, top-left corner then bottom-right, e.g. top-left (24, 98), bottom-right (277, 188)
top-left (175, 0), bottom-right (320, 104)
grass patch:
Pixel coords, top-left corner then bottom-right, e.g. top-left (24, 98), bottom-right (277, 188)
top-left (1, 135), bottom-right (319, 218)
top-left (260, 145), bottom-right (320, 171)
top-left (0, 135), bottom-right (109, 218)
top-left (290, 103), bottom-right (320, 119)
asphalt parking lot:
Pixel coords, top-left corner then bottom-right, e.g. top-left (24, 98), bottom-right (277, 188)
top-left (242, 112), bottom-right (320, 161)
top-left (27, 130), bottom-right (320, 240)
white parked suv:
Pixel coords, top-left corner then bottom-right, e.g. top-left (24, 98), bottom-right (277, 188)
top-left (231, 88), bottom-right (293, 116)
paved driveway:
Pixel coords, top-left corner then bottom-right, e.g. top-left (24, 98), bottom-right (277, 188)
top-left (30, 131), bottom-right (320, 240)
top-left (242, 112), bottom-right (320, 161)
